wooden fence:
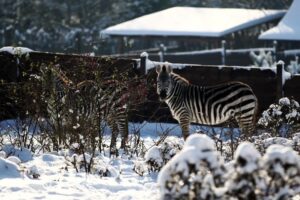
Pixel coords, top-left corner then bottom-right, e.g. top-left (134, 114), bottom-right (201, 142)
top-left (139, 54), bottom-right (300, 122)
top-left (0, 51), bottom-right (140, 120)
top-left (0, 51), bottom-right (300, 123)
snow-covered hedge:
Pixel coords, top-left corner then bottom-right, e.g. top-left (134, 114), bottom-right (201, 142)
top-left (258, 97), bottom-right (300, 136)
top-left (134, 137), bottom-right (183, 175)
top-left (158, 134), bottom-right (300, 199)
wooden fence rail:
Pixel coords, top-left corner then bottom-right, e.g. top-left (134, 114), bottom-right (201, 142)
top-left (139, 55), bottom-right (300, 122)
top-left (0, 51), bottom-right (300, 123)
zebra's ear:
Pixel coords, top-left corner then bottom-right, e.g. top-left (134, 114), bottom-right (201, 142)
top-left (166, 64), bottom-right (173, 73)
top-left (156, 65), bottom-right (161, 73)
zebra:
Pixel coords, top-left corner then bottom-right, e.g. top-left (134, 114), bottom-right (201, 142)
top-left (156, 63), bottom-right (258, 139)
top-left (41, 65), bottom-right (128, 155)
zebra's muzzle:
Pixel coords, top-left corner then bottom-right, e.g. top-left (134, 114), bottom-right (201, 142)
top-left (159, 90), bottom-right (167, 100)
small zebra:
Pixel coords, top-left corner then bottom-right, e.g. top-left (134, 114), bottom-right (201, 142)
top-left (156, 64), bottom-right (258, 139)
top-left (42, 65), bottom-right (128, 155)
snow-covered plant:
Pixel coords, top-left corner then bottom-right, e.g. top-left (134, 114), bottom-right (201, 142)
top-left (258, 97), bottom-right (300, 136)
top-left (1, 144), bottom-right (32, 162)
top-left (225, 142), bottom-right (266, 199)
top-left (143, 136), bottom-right (183, 173)
top-left (26, 165), bottom-right (40, 179)
top-left (286, 56), bottom-right (299, 75)
top-left (262, 145), bottom-right (300, 199)
top-left (92, 158), bottom-right (119, 178)
top-left (158, 134), bottom-right (300, 199)
top-left (249, 50), bottom-right (274, 68)
top-left (158, 134), bottom-right (226, 200)
top-left (145, 146), bottom-right (163, 172)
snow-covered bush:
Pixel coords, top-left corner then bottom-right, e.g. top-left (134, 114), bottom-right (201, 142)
top-left (262, 145), bottom-right (300, 199)
top-left (249, 50), bottom-right (274, 68)
top-left (158, 134), bottom-right (226, 200)
top-left (158, 134), bottom-right (300, 199)
top-left (64, 148), bottom-right (118, 177)
top-left (92, 158), bottom-right (119, 178)
top-left (145, 146), bottom-right (163, 172)
top-left (1, 144), bottom-right (32, 162)
top-left (26, 165), bottom-right (40, 179)
top-left (225, 142), bottom-right (266, 199)
top-left (258, 97), bottom-right (300, 136)
top-left (142, 136), bottom-right (183, 173)
top-left (286, 56), bottom-right (300, 75)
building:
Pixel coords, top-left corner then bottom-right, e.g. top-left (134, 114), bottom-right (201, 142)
top-left (259, 0), bottom-right (300, 50)
top-left (101, 7), bottom-right (285, 54)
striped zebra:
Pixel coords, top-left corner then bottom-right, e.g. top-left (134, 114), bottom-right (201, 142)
top-left (156, 64), bottom-right (258, 139)
top-left (42, 65), bottom-right (128, 155)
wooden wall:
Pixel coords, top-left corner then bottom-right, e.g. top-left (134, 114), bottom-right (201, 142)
top-left (1, 51), bottom-right (299, 123)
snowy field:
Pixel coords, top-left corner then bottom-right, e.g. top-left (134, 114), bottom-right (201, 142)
top-left (0, 122), bottom-right (182, 200)
top-left (1, 120), bottom-right (300, 199)
top-left (0, 149), bottom-right (160, 200)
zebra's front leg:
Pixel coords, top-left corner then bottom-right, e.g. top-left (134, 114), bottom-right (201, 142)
top-left (179, 114), bottom-right (190, 140)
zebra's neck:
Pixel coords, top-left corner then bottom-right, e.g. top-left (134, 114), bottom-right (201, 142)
top-left (171, 73), bottom-right (189, 86)
top-left (164, 73), bottom-right (189, 102)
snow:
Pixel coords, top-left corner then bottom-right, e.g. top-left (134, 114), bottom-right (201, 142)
top-left (101, 7), bottom-right (285, 38)
top-left (1, 121), bottom-right (300, 199)
top-left (259, 0), bottom-right (300, 41)
top-left (2, 144), bottom-right (33, 162)
top-left (0, 46), bottom-right (33, 55)
top-left (234, 142), bottom-right (261, 173)
top-left (157, 133), bottom-right (224, 198)
top-left (0, 157), bottom-right (21, 179)
top-left (145, 146), bottom-right (163, 165)
top-left (0, 141), bottom-right (160, 200)
top-left (184, 133), bottom-right (215, 151)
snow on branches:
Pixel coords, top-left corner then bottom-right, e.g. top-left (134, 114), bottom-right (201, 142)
top-left (258, 97), bottom-right (300, 136)
top-left (134, 136), bottom-right (183, 175)
top-left (158, 133), bottom-right (300, 200)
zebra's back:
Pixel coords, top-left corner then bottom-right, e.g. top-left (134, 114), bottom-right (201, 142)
top-left (184, 81), bottom-right (257, 128)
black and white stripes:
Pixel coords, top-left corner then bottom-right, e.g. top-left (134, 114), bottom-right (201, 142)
top-left (45, 66), bottom-right (128, 154)
top-left (156, 64), bottom-right (258, 139)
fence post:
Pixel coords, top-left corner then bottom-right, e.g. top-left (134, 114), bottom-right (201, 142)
top-left (273, 40), bottom-right (278, 63)
top-left (140, 52), bottom-right (148, 75)
top-left (159, 43), bottom-right (166, 62)
top-left (221, 40), bottom-right (226, 66)
top-left (276, 60), bottom-right (284, 101)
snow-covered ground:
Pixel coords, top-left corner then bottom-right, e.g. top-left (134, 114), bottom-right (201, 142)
top-left (0, 152), bottom-right (159, 200)
top-left (0, 122), bottom-right (184, 200)
top-left (1, 121), bottom-right (300, 199)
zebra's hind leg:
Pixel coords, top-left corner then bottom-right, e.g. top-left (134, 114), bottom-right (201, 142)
top-left (236, 117), bottom-right (256, 139)
top-left (109, 121), bottom-right (119, 157)
top-left (118, 118), bottom-right (128, 151)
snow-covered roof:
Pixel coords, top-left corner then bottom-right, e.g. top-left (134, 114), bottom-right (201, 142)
top-left (259, 0), bottom-right (300, 41)
top-left (101, 7), bottom-right (285, 38)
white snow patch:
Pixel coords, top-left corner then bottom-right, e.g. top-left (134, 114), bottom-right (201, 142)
top-left (0, 157), bottom-right (21, 179)
top-left (2, 145), bottom-right (32, 162)
top-left (145, 146), bottom-right (163, 165)
top-left (0, 46), bottom-right (33, 55)
top-left (234, 142), bottom-right (261, 173)
top-left (6, 156), bottom-right (22, 165)
top-left (184, 133), bottom-right (215, 151)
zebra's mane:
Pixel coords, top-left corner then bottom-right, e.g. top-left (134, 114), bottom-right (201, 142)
top-left (171, 73), bottom-right (189, 86)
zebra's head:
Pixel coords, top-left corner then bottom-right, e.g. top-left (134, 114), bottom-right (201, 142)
top-left (156, 64), bottom-right (173, 101)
